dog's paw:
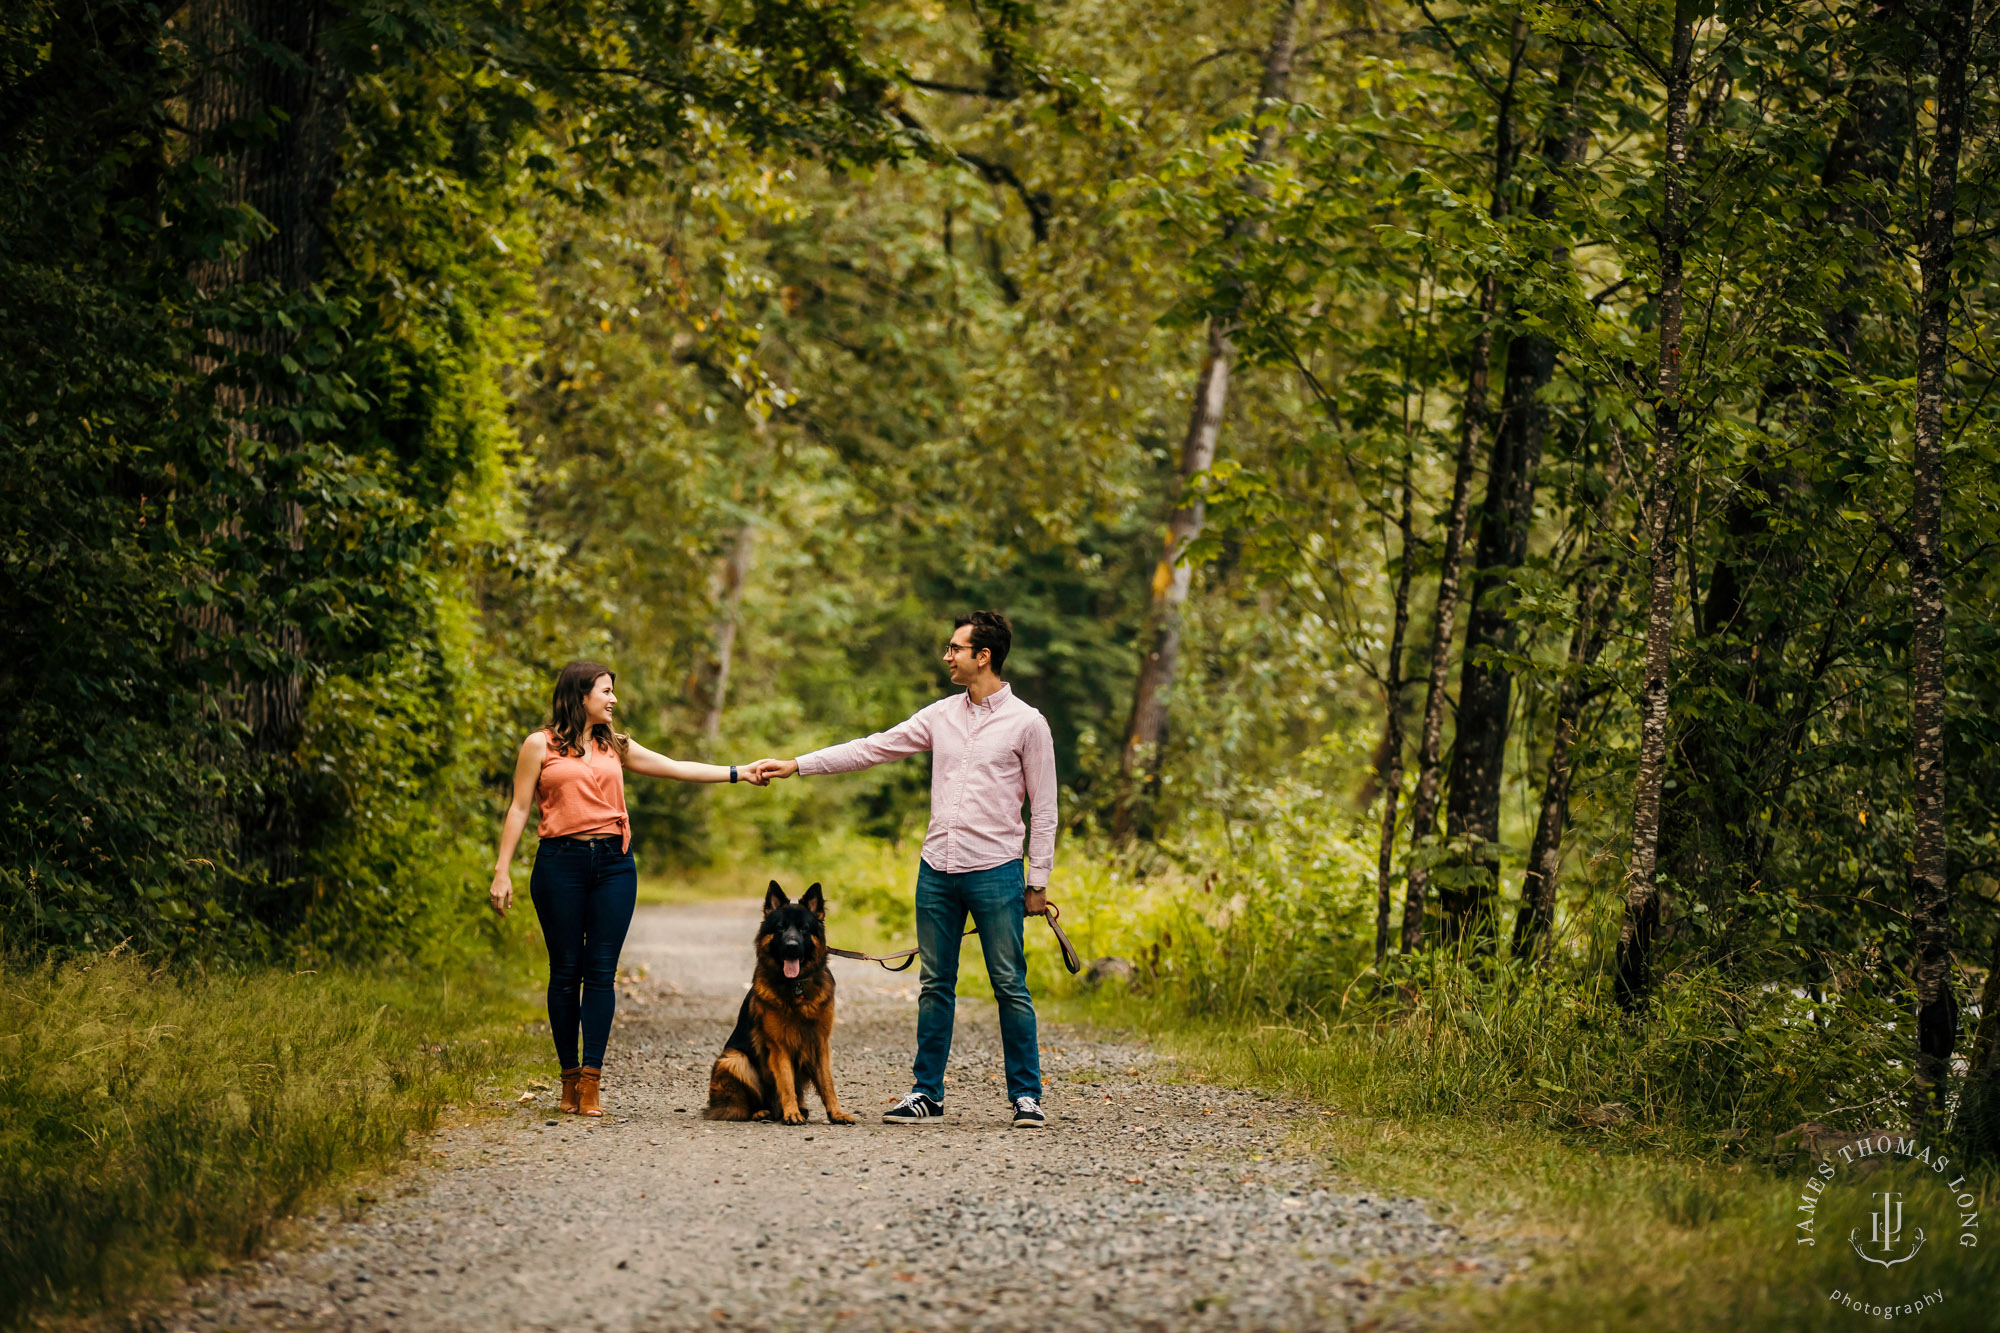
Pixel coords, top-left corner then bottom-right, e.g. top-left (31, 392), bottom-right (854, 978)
top-left (749, 1110), bottom-right (769, 1121)
top-left (781, 1108), bottom-right (809, 1125)
top-left (827, 1111), bottom-right (857, 1125)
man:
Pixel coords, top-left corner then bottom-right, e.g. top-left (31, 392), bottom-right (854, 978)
top-left (750, 611), bottom-right (1056, 1129)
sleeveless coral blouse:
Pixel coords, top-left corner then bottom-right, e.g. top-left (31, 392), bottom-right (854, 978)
top-left (536, 733), bottom-right (630, 851)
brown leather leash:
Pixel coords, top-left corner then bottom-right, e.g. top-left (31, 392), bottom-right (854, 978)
top-left (828, 902), bottom-right (1081, 975)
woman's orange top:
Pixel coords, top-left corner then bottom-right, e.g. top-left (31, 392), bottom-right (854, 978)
top-left (536, 732), bottom-right (630, 851)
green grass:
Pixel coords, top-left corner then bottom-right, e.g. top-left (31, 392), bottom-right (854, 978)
top-left (0, 945), bottom-right (543, 1328)
top-left (635, 868), bottom-right (774, 906)
top-left (634, 858), bottom-right (856, 907)
top-left (1054, 997), bottom-right (2000, 1333)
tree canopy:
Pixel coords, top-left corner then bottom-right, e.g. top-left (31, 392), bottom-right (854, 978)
top-left (5, 0), bottom-right (1999, 1144)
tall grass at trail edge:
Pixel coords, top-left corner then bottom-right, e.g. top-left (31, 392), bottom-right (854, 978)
top-left (1087, 1012), bottom-right (2000, 1333)
top-left (0, 946), bottom-right (542, 1328)
top-left (817, 816), bottom-right (1907, 1148)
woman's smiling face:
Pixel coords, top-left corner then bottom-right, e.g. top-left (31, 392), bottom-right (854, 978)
top-left (584, 673), bottom-right (617, 726)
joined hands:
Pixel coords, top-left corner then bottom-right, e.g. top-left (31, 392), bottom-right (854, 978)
top-left (743, 757), bottom-right (800, 784)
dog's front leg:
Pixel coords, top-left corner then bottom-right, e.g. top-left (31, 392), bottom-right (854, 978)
top-left (767, 1047), bottom-right (807, 1125)
top-left (813, 1035), bottom-right (855, 1124)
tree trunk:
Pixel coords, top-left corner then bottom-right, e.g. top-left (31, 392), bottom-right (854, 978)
top-left (1374, 463), bottom-right (1416, 969)
top-left (1438, 325), bottom-right (1547, 947)
top-left (1908, 0), bottom-right (1970, 1126)
top-left (1660, 4), bottom-right (1911, 933)
top-left (1400, 40), bottom-right (1522, 950)
top-left (1440, 42), bottom-right (1591, 950)
top-left (1971, 917), bottom-right (2000, 1076)
top-left (1614, 0), bottom-right (1697, 1010)
top-left (702, 524), bottom-right (757, 741)
top-left (1114, 0), bottom-right (1300, 838)
top-left (184, 0), bottom-right (351, 902)
top-left (1965, 916), bottom-right (2000, 1155)
top-left (1512, 447), bottom-right (1625, 963)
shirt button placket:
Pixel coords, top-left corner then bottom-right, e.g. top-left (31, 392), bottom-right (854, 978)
top-left (950, 702), bottom-right (979, 873)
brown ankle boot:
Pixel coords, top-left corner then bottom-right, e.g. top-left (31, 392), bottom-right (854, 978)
top-left (577, 1066), bottom-right (604, 1117)
top-left (559, 1067), bottom-right (583, 1115)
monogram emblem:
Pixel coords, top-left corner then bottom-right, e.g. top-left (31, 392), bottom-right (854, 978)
top-left (1849, 1190), bottom-right (1926, 1268)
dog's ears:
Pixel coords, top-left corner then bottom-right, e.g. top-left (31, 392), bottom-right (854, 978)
top-left (763, 880), bottom-right (789, 915)
top-left (801, 882), bottom-right (825, 919)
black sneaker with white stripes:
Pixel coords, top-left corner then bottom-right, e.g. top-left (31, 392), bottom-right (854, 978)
top-left (1011, 1095), bottom-right (1046, 1129)
top-left (882, 1092), bottom-right (943, 1124)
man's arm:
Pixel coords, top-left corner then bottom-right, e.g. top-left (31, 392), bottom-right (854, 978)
top-left (1023, 714), bottom-right (1058, 892)
top-left (756, 706), bottom-right (936, 781)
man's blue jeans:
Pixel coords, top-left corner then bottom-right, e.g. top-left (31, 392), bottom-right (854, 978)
top-left (913, 857), bottom-right (1042, 1103)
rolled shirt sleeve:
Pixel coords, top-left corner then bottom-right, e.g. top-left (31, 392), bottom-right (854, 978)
top-left (1022, 715), bottom-right (1058, 887)
top-left (794, 707), bottom-right (935, 777)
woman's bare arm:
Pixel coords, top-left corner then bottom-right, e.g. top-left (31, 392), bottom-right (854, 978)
top-left (489, 731), bottom-right (548, 915)
top-left (623, 738), bottom-right (768, 785)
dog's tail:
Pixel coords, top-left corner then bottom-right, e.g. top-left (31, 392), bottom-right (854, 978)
top-left (702, 1048), bottom-right (764, 1121)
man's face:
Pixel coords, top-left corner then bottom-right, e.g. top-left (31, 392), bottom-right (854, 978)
top-left (942, 626), bottom-right (987, 685)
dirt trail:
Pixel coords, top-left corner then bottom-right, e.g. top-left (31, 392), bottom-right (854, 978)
top-left (155, 901), bottom-right (1507, 1332)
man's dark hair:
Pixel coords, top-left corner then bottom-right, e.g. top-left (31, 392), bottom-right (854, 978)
top-left (955, 610), bottom-right (1012, 673)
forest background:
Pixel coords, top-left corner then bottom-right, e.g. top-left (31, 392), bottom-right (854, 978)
top-left (7, 0), bottom-right (2000, 1304)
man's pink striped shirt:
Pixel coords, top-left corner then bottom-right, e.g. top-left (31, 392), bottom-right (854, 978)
top-left (795, 683), bottom-right (1058, 885)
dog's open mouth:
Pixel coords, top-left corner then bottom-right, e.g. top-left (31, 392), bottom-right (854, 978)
top-left (782, 959), bottom-right (801, 979)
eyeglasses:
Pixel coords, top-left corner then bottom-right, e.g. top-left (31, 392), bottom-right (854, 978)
top-left (942, 642), bottom-right (977, 657)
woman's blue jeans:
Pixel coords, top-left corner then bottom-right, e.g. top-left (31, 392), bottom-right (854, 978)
top-left (913, 857), bottom-right (1042, 1103)
top-left (529, 836), bottom-right (637, 1070)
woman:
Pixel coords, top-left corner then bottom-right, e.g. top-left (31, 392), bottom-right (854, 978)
top-left (490, 660), bottom-right (767, 1116)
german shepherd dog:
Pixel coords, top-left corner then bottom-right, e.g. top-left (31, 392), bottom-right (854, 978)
top-left (703, 882), bottom-right (855, 1125)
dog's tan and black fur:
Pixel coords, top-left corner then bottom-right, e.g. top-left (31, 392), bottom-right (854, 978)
top-left (703, 882), bottom-right (854, 1125)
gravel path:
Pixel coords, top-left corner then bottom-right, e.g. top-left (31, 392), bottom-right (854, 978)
top-left (153, 901), bottom-right (1508, 1332)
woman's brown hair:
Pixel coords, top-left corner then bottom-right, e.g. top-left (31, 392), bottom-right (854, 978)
top-left (544, 660), bottom-right (629, 759)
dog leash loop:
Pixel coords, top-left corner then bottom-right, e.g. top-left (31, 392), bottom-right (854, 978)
top-left (828, 905), bottom-right (1082, 976)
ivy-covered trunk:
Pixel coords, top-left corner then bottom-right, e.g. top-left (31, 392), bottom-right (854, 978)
top-left (1908, 0), bottom-right (1971, 1127)
top-left (1616, 0), bottom-right (1698, 1010)
top-left (183, 0), bottom-right (352, 906)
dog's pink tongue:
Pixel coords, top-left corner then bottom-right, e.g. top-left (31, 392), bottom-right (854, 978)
top-left (783, 959), bottom-right (801, 979)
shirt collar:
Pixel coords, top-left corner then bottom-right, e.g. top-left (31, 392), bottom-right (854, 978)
top-left (965, 682), bottom-right (1013, 712)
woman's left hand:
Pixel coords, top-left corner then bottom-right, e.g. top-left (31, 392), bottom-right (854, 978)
top-left (489, 868), bottom-right (514, 917)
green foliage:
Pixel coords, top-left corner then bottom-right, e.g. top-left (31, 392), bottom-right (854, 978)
top-left (1049, 809), bottom-right (1907, 1142)
top-left (8, 0), bottom-right (2000, 1223)
top-left (0, 0), bottom-right (921, 960)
